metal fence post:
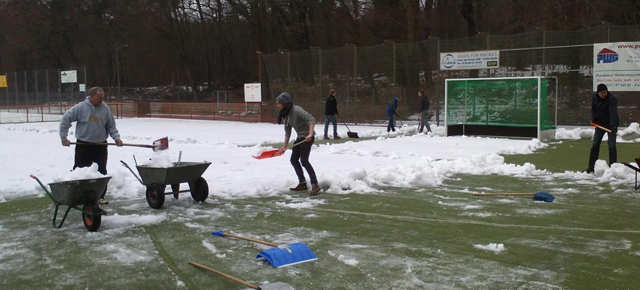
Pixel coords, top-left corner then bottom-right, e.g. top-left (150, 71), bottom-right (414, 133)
top-left (24, 71), bottom-right (27, 106)
top-left (35, 71), bottom-right (38, 105)
top-left (46, 70), bottom-right (50, 106)
top-left (57, 69), bottom-right (61, 105)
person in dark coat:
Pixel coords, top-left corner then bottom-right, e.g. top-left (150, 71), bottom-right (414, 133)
top-left (586, 84), bottom-right (619, 173)
top-left (417, 90), bottom-right (432, 134)
top-left (323, 89), bottom-right (340, 140)
top-left (276, 92), bottom-right (321, 195)
top-left (386, 96), bottom-right (400, 132)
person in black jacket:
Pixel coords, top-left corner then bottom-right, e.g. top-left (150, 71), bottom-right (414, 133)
top-left (323, 89), bottom-right (340, 140)
top-left (586, 84), bottom-right (619, 173)
top-left (417, 90), bottom-right (432, 134)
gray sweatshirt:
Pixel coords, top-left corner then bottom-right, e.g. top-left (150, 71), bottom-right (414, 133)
top-left (59, 97), bottom-right (121, 143)
top-left (284, 105), bottom-right (316, 138)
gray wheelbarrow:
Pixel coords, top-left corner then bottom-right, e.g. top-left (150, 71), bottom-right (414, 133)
top-left (121, 159), bottom-right (211, 209)
top-left (31, 175), bottom-right (110, 232)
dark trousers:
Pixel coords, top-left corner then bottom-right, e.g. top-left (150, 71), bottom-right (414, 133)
top-left (387, 114), bottom-right (395, 132)
top-left (291, 137), bottom-right (317, 185)
top-left (588, 128), bottom-right (617, 170)
top-left (419, 111), bottom-right (431, 133)
top-left (74, 140), bottom-right (109, 198)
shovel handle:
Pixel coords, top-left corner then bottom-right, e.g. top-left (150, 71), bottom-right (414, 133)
top-left (338, 114), bottom-right (353, 132)
top-left (589, 122), bottom-right (619, 136)
top-left (472, 193), bottom-right (536, 196)
top-left (213, 231), bottom-right (278, 247)
top-left (71, 142), bottom-right (156, 149)
top-left (188, 261), bottom-right (260, 289)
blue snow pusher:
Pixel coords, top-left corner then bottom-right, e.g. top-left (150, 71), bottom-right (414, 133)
top-left (212, 230), bottom-right (317, 268)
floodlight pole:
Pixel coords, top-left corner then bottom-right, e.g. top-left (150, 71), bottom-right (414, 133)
top-left (116, 44), bottom-right (128, 101)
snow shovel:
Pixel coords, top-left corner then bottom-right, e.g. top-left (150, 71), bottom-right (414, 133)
top-left (71, 137), bottom-right (169, 152)
top-left (472, 192), bottom-right (555, 202)
top-left (338, 115), bottom-right (359, 138)
top-left (252, 140), bottom-right (306, 160)
top-left (212, 231), bottom-right (318, 268)
top-left (589, 122), bottom-right (640, 140)
top-left (188, 261), bottom-right (294, 290)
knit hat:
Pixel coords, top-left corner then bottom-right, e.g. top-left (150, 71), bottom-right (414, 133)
top-left (597, 84), bottom-right (608, 93)
top-left (276, 92), bottom-right (292, 104)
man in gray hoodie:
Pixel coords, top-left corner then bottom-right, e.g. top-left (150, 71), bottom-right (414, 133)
top-left (60, 87), bottom-right (123, 204)
top-left (276, 92), bottom-right (321, 195)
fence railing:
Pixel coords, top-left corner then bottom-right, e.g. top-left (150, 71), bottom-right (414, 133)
top-left (0, 103), bottom-right (139, 124)
top-left (142, 102), bottom-right (272, 123)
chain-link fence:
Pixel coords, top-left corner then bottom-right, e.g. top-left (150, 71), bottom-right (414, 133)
top-left (262, 25), bottom-right (640, 127)
top-left (0, 67), bottom-right (88, 107)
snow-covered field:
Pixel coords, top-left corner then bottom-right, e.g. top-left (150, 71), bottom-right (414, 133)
top-left (2, 118), bottom-right (640, 202)
top-left (2, 118), bottom-right (640, 289)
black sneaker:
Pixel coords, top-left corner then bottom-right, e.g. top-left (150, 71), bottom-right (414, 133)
top-left (585, 168), bottom-right (594, 174)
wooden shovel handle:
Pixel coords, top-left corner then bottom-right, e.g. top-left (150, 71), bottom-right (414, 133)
top-left (472, 193), bottom-right (535, 196)
top-left (220, 232), bottom-right (278, 247)
top-left (71, 142), bottom-right (155, 149)
top-left (589, 122), bottom-right (619, 136)
top-left (188, 261), bottom-right (260, 289)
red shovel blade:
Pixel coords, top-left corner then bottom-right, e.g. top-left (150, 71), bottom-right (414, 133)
top-left (152, 137), bottom-right (169, 152)
top-left (253, 149), bottom-right (284, 159)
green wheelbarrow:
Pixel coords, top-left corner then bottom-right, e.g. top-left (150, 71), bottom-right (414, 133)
top-left (31, 175), bottom-right (109, 232)
top-left (121, 159), bottom-right (211, 209)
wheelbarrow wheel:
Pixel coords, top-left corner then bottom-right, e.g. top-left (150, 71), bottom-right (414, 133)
top-left (82, 202), bottom-right (102, 232)
top-left (189, 177), bottom-right (209, 202)
top-left (146, 184), bottom-right (166, 209)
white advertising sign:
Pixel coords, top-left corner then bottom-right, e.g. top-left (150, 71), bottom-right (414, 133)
top-left (60, 70), bottom-right (77, 83)
top-left (79, 84), bottom-right (86, 92)
top-left (593, 42), bottom-right (640, 91)
top-left (244, 83), bottom-right (262, 102)
top-left (440, 50), bottom-right (500, 70)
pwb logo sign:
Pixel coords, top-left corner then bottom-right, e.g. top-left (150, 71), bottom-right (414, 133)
top-left (597, 48), bottom-right (618, 64)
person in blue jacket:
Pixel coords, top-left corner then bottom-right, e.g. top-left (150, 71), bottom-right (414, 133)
top-left (386, 96), bottom-right (400, 132)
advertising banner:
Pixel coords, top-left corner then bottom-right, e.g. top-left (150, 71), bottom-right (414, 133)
top-left (440, 50), bottom-right (500, 70)
top-left (593, 42), bottom-right (640, 91)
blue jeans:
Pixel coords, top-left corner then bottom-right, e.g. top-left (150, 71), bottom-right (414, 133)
top-left (387, 114), bottom-right (395, 132)
top-left (324, 115), bottom-right (338, 137)
top-left (587, 127), bottom-right (617, 170)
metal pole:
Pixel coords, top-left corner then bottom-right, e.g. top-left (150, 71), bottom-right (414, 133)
top-left (84, 66), bottom-right (87, 89)
top-left (116, 45), bottom-right (128, 101)
top-left (35, 71), bottom-right (38, 105)
top-left (14, 72), bottom-right (17, 106)
top-left (57, 69), bottom-right (61, 105)
top-left (46, 69), bottom-right (50, 106)
top-left (4, 72), bottom-right (8, 106)
top-left (354, 44), bottom-right (357, 125)
top-left (433, 36), bottom-right (441, 126)
top-left (542, 30), bottom-right (546, 76)
top-left (24, 71), bottom-right (27, 106)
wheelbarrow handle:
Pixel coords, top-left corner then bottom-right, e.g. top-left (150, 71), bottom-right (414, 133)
top-left (120, 161), bottom-right (144, 185)
top-left (30, 175), bottom-right (56, 203)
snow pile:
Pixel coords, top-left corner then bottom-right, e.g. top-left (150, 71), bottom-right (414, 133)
top-left (474, 243), bottom-right (506, 253)
top-left (53, 163), bottom-right (106, 182)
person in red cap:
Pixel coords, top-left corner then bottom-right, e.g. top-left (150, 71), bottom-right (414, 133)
top-left (586, 84), bottom-right (619, 173)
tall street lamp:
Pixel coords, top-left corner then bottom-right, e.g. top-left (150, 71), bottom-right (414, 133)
top-left (116, 44), bottom-right (128, 100)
